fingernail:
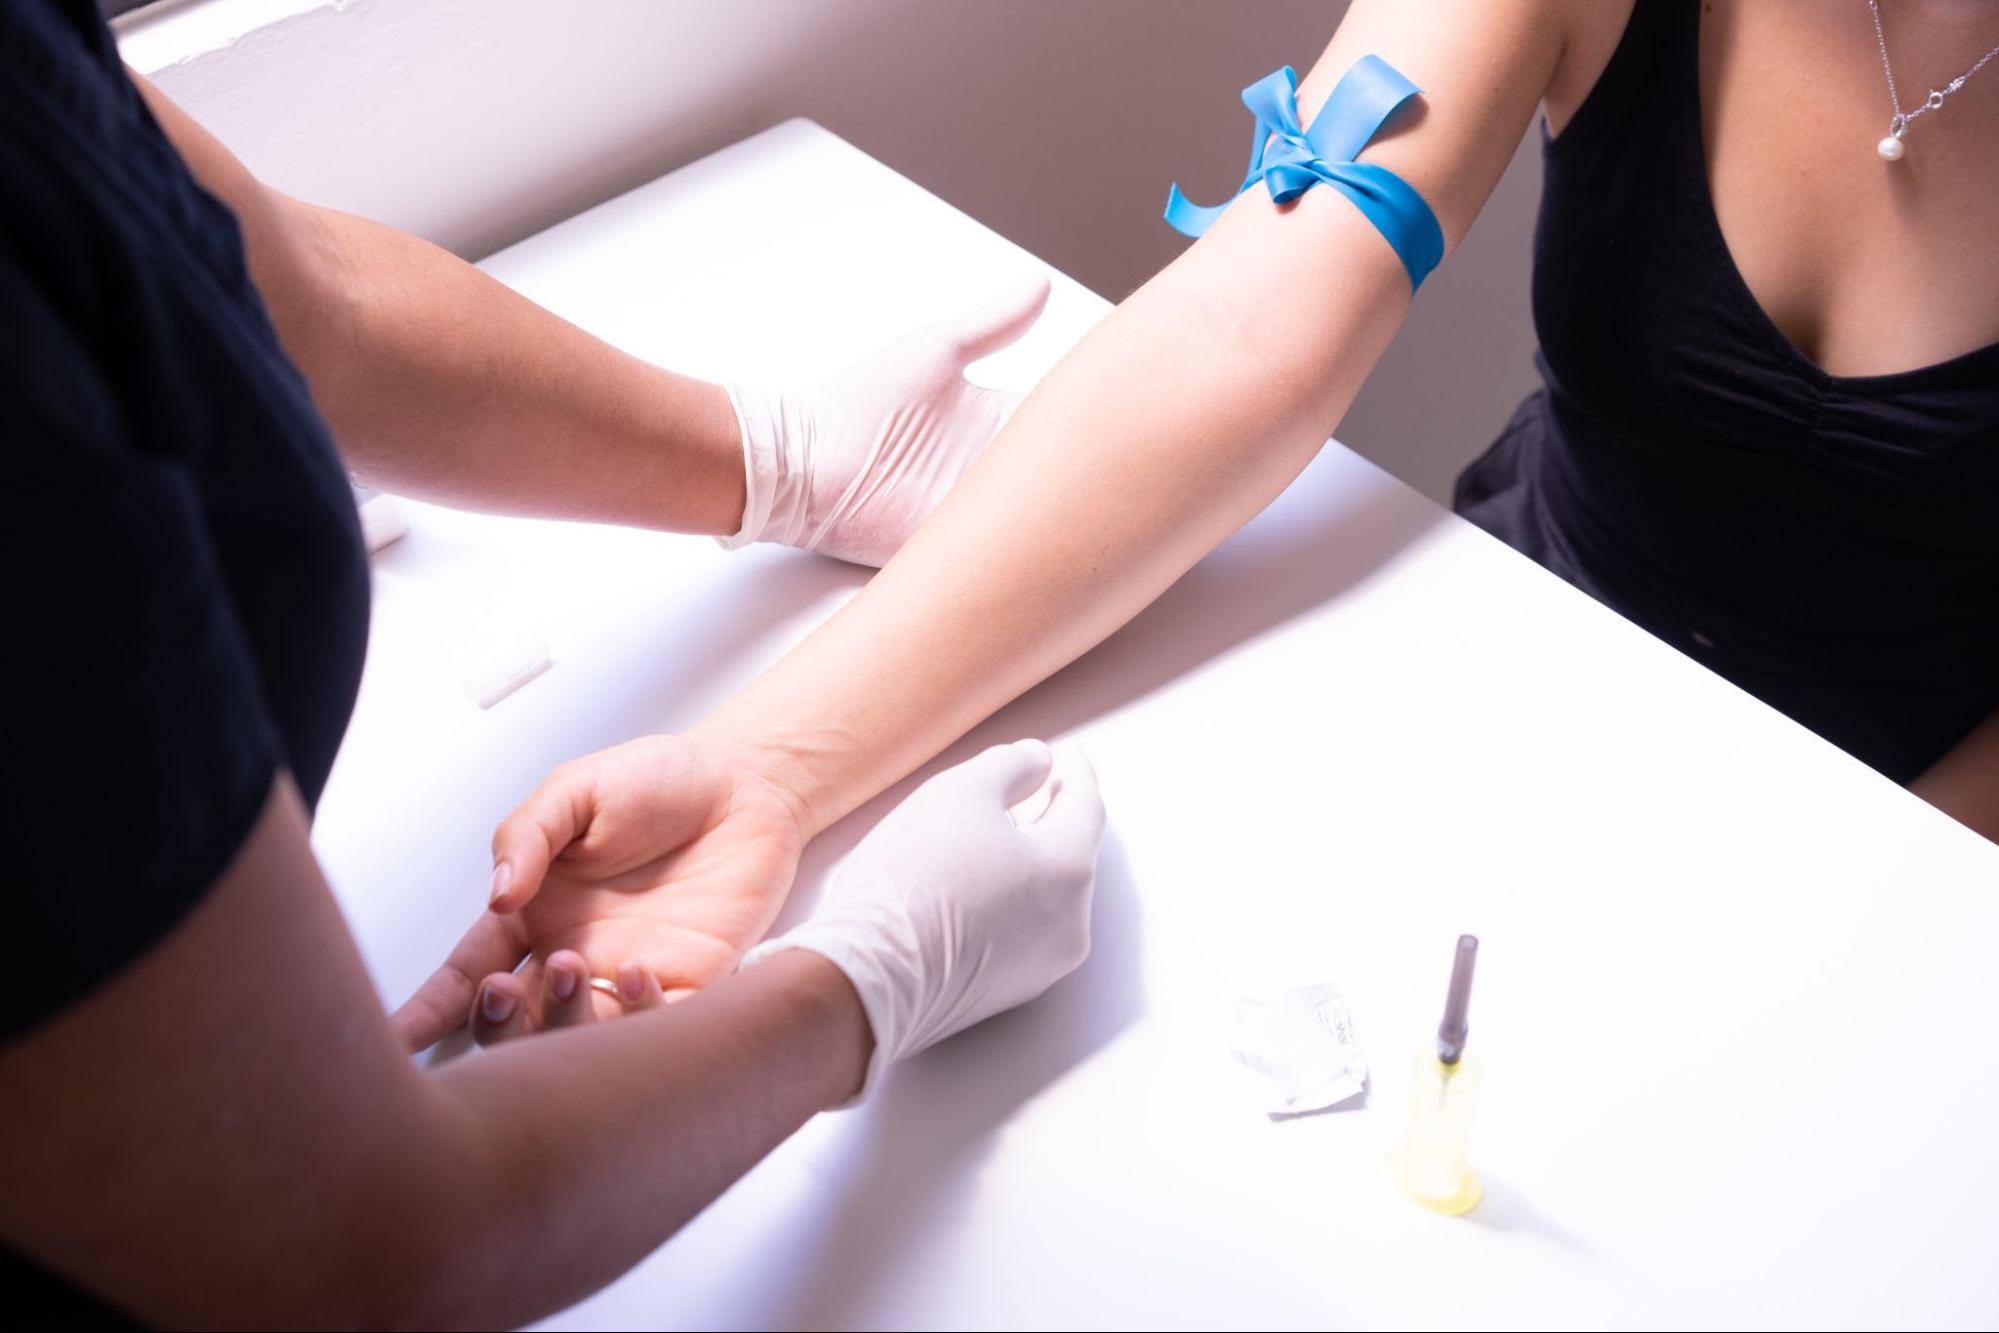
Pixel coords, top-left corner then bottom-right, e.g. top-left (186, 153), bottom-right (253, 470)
top-left (619, 962), bottom-right (645, 1004)
top-left (479, 984), bottom-right (515, 1024)
top-left (550, 960), bottom-right (578, 1002)
top-left (488, 861), bottom-right (512, 905)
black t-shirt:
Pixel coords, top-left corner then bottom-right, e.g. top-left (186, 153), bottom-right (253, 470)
top-left (1, 1), bottom-right (370, 1323)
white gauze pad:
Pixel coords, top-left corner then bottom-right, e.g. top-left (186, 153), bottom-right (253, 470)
top-left (460, 635), bottom-right (552, 709)
top-left (1229, 981), bottom-right (1368, 1116)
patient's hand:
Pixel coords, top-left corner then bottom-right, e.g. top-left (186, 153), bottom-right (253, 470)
top-left (391, 734), bottom-right (808, 1050)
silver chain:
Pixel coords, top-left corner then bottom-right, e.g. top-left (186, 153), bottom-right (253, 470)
top-left (1869, 0), bottom-right (1999, 137)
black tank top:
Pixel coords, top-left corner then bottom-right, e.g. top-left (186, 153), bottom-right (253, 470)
top-left (1454, 0), bottom-right (1999, 783)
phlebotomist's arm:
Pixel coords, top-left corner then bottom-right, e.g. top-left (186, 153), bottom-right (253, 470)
top-left (132, 70), bottom-right (1050, 571)
top-left (1914, 714), bottom-right (1999, 842)
top-left (132, 71), bottom-right (751, 535)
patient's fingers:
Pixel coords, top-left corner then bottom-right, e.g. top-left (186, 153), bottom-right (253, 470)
top-left (468, 956), bottom-right (670, 1046)
top-left (617, 960), bottom-right (664, 1011)
top-left (540, 951), bottom-right (597, 1030)
top-left (471, 972), bottom-right (532, 1045)
top-left (390, 910), bottom-right (532, 1053)
top-left (487, 763), bottom-right (594, 915)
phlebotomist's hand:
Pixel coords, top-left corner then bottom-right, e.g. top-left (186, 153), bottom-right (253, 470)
top-left (747, 740), bottom-right (1104, 1100)
top-left (395, 736), bottom-right (1105, 1108)
top-left (390, 733), bottom-right (810, 1050)
top-left (720, 275), bottom-right (1050, 567)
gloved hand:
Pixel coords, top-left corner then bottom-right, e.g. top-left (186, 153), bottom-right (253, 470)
top-left (745, 739), bottom-right (1105, 1101)
top-left (721, 275), bottom-right (1052, 567)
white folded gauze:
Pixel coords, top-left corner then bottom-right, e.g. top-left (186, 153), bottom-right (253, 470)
top-left (460, 635), bottom-right (552, 709)
top-left (1229, 982), bottom-right (1368, 1116)
top-left (352, 485), bottom-right (408, 554)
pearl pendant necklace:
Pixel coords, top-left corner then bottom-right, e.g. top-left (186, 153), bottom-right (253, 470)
top-left (1869, 0), bottom-right (1999, 162)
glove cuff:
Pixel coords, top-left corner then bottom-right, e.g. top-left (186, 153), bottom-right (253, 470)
top-left (718, 382), bottom-right (817, 552)
top-left (716, 381), bottom-right (773, 551)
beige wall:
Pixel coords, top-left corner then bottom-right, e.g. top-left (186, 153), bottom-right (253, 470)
top-left (130, 0), bottom-right (1542, 502)
top-left (787, 2), bottom-right (1546, 504)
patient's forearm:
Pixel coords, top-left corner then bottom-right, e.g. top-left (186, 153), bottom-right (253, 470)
top-left (697, 193), bottom-right (1413, 831)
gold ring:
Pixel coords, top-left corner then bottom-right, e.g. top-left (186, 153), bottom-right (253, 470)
top-left (589, 976), bottom-right (623, 1003)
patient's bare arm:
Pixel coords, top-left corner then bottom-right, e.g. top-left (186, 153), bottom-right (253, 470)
top-left (695, 0), bottom-right (1578, 834)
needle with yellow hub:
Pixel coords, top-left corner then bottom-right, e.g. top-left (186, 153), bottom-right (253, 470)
top-left (1394, 934), bottom-right (1483, 1215)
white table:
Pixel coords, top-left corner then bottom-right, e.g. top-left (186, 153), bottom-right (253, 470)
top-left (313, 120), bottom-right (1999, 1331)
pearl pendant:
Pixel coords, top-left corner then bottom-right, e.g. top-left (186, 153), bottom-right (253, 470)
top-left (1877, 133), bottom-right (1906, 161)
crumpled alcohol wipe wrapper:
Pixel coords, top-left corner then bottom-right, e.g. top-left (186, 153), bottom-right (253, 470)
top-left (1229, 982), bottom-right (1368, 1116)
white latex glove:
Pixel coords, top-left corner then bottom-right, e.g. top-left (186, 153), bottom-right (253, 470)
top-left (720, 275), bottom-right (1052, 567)
top-left (745, 739), bottom-right (1104, 1101)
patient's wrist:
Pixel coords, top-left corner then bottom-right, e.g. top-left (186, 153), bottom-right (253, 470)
top-left (690, 714), bottom-right (848, 837)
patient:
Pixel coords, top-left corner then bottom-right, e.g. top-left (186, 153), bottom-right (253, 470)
top-left (403, 0), bottom-right (1999, 1045)
top-left (0, 1), bottom-right (1098, 1326)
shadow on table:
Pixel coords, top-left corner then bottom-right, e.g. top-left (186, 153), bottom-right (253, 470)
top-left (774, 455), bottom-right (1446, 907)
top-left (1463, 1173), bottom-right (1586, 1250)
top-left (552, 548), bottom-right (870, 749)
top-left (985, 459), bottom-right (1446, 748)
top-left (756, 829), bottom-right (1145, 1330)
